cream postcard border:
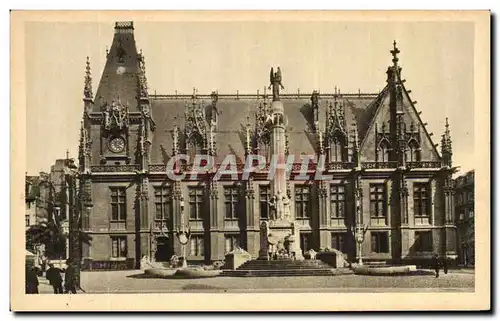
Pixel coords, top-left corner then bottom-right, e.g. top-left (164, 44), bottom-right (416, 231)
top-left (10, 10), bottom-right (490, 311)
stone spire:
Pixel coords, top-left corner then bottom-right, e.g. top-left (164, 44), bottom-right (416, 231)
top-left (172, 122), bottom-right (180, 156)
top-left (351, 120), bottom-right (361, 169)
top-left (397, 114), bottom-right (407, 168)
top-left (441, 117), bottom-right (453, 167)
top-left (78, 120), bottom-right (92, 173)
top-left (138, 49), bottom-right (149, 99)
top-left (83, 56), bottom-right (93, 100)
top-left (245, 116), bottom-right (252, 156)
top-left (389, 40), bottom-right (401, 83)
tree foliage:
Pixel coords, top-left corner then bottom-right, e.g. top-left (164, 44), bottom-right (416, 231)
top-left (25, 221), bottom-right (66, 259)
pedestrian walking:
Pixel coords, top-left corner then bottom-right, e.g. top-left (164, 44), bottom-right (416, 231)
top-left (431, 253), bottom-right (440, 278)
top-left (25, 265), bottom-right (39, 294)
top-left (442, 256), bottom-right (449, 275)
top-left (46, 263), bottom-right (64, 294)
top-left (64, 259), bottom-right (77, 294)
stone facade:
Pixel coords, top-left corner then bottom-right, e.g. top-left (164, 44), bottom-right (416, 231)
top-left (73, 22), bottom-right (458, 269)
top-left (454, 170), bottom-right (474, 267)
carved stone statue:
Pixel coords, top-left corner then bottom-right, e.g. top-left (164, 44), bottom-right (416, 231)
top-left (275, 191), bottom-right (285, 220)
top-left (269, 67), bottom-right (284, 101)
top-left (103, 99), bottom-right (129, 131)
top-left (282, 194), bottom-right (291, 220)
top-left (268, 195), bottom-right (277, 220)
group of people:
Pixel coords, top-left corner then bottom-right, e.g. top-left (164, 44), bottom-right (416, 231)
top-left (431, 253), bottom-right (449, 278)
top-left (25, 259), bottom-right (80, 294)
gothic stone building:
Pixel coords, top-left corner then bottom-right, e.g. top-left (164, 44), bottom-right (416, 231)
top-left (75, 22), bottom-right (457, 269)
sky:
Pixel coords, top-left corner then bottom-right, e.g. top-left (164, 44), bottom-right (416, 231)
top-left (24, 20), bottom-right (475, 176)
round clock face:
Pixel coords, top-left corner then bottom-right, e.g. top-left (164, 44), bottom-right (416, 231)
top-left (108, 137), bottom-right (125, 153)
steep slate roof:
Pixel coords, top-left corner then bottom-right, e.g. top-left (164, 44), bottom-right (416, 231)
top-left (88, 22), bottom-right (442, 167)
top-left (149, 93), bottom-right (378, 164)
top-left (93, 22), bottom-right (141, 112)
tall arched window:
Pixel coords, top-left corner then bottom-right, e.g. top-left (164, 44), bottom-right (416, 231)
top-left (377, 139), bottom-right (391, 162)
top-left (408, 139), bottom-right (421, 162)
top-left (328, 135), bottom-right (346, 162)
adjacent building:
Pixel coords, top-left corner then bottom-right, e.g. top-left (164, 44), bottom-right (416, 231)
top-left (25, 158), bottom-right (79, 260)
top-left (73, 22), bottom-right (458, 269)
top-left (454, 170), bottom-right (475, 267)
top-left (25, 175), bottom-right (40, 229)
top-left (25, 174), bottom-right (50, 229)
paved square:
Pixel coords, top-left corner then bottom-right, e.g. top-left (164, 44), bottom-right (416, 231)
top-left (34, 269), bottom-right (474, 294)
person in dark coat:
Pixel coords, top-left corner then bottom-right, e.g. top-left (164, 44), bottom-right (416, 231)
top-left (64, 259), bottom-right (77, 294)
top-left (431, 253), bottom-right (440, 278)
top-left (442, 256), bottom-right (449, 275)
top-left (46, 263), bottom-right (64, 294)
top-left (25, 265), bottom-right (39, 294)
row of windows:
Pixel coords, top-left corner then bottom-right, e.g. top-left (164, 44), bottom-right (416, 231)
top-left (109, 183), bottom-right (432, 222)
top-left (376, 140), bottom-right (421, 162)
top-left (110, 230), bottom-right (434, 258)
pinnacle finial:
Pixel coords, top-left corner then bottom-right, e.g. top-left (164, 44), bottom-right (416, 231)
top-left (390, 40), bottom-right (400, 66)
top-left (441, 117), bottom-right (452, 166)
top-left (84, 56), bottom-right (93, 99)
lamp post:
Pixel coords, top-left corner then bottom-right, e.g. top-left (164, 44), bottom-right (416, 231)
top-left (353, 223), bottom-right (368, 265)
top-left (175, 196), bottom-right (190, 268)
top-left (350, 180), bottom-right (368, 266)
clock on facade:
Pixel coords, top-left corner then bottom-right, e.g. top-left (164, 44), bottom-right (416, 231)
top-left (108, 136), bottom-right (125, 153)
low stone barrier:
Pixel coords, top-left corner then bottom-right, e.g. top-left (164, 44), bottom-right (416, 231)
top-left (352, 264), bottom-right (428, 276)
top-left (173, 268), bottom-right (222, 279)
top-left (144, 268), bottom-right (178, 278)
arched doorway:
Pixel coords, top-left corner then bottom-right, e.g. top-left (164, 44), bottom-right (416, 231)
top-left (155, 236), bottom-right (174, 262)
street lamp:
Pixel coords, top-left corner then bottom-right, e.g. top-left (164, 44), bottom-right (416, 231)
top-left (353, 223), bottom-right (368, 265)
top-left (350, 187), bottom-right (368, 265)
top-left (175, 196), bottom-right (190, 269)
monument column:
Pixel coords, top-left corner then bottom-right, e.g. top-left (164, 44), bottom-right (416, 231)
top-left (258, 67), bottom-right (304, 260)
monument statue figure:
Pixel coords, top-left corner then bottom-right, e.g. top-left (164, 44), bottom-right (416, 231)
top-left (268, 195), bottom-right (277, 220)
top-left (282, 194), bottom-right (291, 220)
top-left (276, 193), bottom-right (285, 220)
top-left (269, 67), bottom-right (285, 101)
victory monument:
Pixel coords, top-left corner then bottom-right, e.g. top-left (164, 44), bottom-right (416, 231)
top-left (259, 67), bottom-right (304, 261)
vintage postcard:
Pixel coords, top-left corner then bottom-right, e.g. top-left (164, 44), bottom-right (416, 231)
top-left (11, 10), bottom-right (490, 311)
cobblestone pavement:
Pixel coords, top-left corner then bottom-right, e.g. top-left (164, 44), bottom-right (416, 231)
top-left (65, 269), bottom-right (475, 294)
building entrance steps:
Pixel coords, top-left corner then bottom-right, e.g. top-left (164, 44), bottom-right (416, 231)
top-left (219, 259), bottom-right (354, 277)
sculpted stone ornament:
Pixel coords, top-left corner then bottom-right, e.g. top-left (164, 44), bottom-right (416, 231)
top-left (268, 195), bottom-right (277, 220)
top-left (103, 98), bottom-right (129, 131)
top-left (269, 67), bottom-right (285, 101)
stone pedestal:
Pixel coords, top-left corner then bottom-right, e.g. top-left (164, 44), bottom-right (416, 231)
top-left (225, 248), bottom-right (252, 270)
top-left (259, 220), bottom-right (304, 260)
top-left (316, 249), bottom-right (348, 268)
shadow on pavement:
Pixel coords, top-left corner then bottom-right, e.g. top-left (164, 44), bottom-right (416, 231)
top-left (126, 273), bottom-right (159, 279)
top-left (181, 284), bottom-right (227, 291)
top-left (353, 270), bottom-right (437, 277)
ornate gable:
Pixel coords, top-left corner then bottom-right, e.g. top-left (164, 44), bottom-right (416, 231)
top-left (359, 41), bottom-right (441, 165)
top-left (184, 89), bottom-right (208, 153)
